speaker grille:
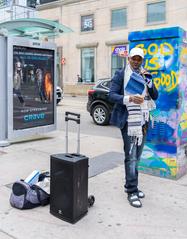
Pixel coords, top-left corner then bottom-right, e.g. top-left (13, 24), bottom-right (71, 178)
top-left (50, 154), bottom-right (88, 223)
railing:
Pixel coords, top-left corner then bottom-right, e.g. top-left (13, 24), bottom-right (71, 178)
top-left (0, 3), bottom-right (37, 23)
top-left (0, 0), bottom-right (11, 8)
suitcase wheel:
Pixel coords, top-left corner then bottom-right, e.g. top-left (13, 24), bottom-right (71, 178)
top-left (88, 195), bottom-right (95, 207)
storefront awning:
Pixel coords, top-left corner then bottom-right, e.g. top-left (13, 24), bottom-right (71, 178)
top-left (0, 18), bottom-right (72, 38)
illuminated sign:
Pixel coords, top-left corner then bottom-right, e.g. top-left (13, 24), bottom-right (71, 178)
top-left (13, 45), bottom-right (55, 130)
top-left (112, 45), bottom-right (127, 56)
top-left (81, 15), bottom-right (94, 32)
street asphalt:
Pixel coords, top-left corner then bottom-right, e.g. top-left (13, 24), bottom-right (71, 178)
top-left (0, 95), bottom-right (187, 239)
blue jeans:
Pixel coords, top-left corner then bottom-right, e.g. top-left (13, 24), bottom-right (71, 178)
top-left (121, 124), bottom-right (146, 194)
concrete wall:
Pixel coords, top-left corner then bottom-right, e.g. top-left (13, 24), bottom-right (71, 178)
top-left (37, 0), bottom-right (187, 95)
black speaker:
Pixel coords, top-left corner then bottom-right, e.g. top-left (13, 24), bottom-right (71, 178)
top-left (50, 153), bottom-right (88, 224)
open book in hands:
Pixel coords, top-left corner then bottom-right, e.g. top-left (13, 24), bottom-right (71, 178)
top-left (125, 72), bottom-right (145, 95)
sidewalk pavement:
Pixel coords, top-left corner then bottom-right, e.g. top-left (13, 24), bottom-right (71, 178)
top-left (0, 129), bottom-right (187, 239)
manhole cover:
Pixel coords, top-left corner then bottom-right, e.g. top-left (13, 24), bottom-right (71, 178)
top-left (89, 151), bottom-right (123, 178)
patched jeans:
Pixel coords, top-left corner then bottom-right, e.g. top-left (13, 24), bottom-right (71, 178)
top-left (121, 124), bottom-right (146, 194)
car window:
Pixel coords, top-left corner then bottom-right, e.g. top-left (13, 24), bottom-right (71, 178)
top-left (102, 80), bottom-right (111, 89)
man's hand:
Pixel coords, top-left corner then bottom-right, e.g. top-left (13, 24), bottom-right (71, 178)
top-left (140, 69), bottom-right (149, 75)
top-left (129, 95), bottom-right (144, 104)
top-left (140, 69), bottom-right (153, 87)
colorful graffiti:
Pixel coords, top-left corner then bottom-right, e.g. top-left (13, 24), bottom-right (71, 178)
top-left (139, 144), bottom-right (177, 178)
top-left (178, 42), bottom-right (187, 147)
top-left (129, 27), bottom-right (187, 179)
top-left (133, 41), bottom-right (178, 89)
top-left (152, 71), bottom-right (178, 92)
top-left (139, 143), bottom-right (187, 179)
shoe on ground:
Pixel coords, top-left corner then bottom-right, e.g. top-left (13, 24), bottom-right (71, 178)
top-left (125, 189), bottom-right (145, 199)
top-left (137, 190), bottom-right (145, 199)
top-left (127, 193), bottom-right (142, 208)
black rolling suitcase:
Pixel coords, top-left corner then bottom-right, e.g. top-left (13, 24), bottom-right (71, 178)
top-left (50, 112), bottom-right (94, 224)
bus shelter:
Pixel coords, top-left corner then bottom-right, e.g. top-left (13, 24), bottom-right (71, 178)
top-left (0, 18), bottom-right (72, 146)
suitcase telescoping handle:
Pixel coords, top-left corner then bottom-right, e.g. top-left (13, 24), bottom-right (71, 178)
top-left (65, 111), bottom-right (80, 154)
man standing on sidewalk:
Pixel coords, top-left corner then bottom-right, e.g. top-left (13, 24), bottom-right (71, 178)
top-left (109, 47), bottom-right (158, 208)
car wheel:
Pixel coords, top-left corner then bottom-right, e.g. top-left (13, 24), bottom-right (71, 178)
top-left (92, 104), bottom-right (110, 125)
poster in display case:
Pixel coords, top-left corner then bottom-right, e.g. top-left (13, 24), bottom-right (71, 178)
top-left (7, 37), bottom-right (57, 139)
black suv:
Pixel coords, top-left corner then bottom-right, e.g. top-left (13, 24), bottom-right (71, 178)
top-left (87, 78), bottom-right (114, 125)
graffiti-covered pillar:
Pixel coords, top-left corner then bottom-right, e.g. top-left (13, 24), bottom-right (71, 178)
top-left (128, 27), bottom-right (187, 179)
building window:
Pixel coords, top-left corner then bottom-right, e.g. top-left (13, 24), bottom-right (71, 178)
top-left (111, 45), bottom-right (127, 77)
top-left (111, 8), bottom-right (127, 29)
top-left (56, 47), bottom-right (63, 86)
top-left (81, 48), bottom-right (95, 83)
top-left (27, 0), bottom-right (37, 8)
top-left (0, 0), bottom-right (10, 7)
top-left (39, 0), bottom-right (58, 4)
top-left (147, 1), bottom-right (166, 24)
top-left (81, 15), bottom-right (94, 32)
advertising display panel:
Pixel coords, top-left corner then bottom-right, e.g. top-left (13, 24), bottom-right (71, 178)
top-left (7, 37), bottom-right (56, 139)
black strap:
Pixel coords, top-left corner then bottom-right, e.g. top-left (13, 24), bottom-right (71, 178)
top-left (31, 185), bottom-right (42, 204)
top-left (33, 184), bottom-right (49, 206)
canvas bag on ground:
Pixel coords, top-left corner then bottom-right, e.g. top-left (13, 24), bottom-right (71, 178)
top-left (10, 173), bottom-right (50, 209)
